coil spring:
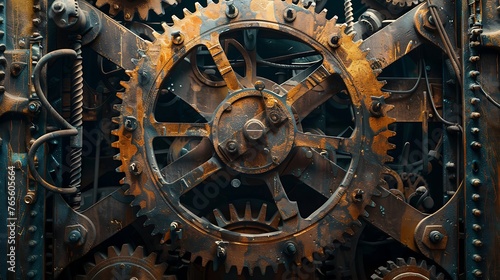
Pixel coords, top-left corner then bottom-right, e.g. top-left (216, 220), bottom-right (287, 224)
top-left (344, 0), bottom-right (356, 36)
top-left (69, 35), bottom-right (83, 209)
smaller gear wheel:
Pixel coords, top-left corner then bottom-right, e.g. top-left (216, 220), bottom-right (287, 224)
top-left (212, 201), bottom-right (281, 233)
top-left (95, 0), bottom-right (178, 21)
top-left (387, 0), bottom-right (423, 7)
top-left (371, 257), bottom-right (445, 280)
top-left (76, 244), bottom-right (172, 280)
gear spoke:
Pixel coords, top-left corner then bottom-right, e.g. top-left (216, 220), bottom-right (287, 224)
top-left (205, 39), bottom-right (243, 92)
top-left (285, 62), bottom-right (338, 120)
top-left (165, 156), bottom-right (223, 196)
top-left (160, 137), bottom-right (213, 182)
top-left (263, 172), bottom-right (299, 221)
top-left (151, 120), bottom-right (211, 138)
top-left (294, 131), bottom-right (354, 155)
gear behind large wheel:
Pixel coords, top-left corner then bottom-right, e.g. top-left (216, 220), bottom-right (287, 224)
top-left (113, 0), bottom-right (395, 274)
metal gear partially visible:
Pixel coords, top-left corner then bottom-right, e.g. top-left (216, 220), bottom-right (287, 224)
top-left (76, 244), bottom-right (171, 279)
top-left (113, 0), bottom-right (395, 274)
top-left (371, 257), bottom-right (445, 280)
top-left (388, 0), bottom-right (423, 8)
top-left (95, 0), bottom-right (179, 21)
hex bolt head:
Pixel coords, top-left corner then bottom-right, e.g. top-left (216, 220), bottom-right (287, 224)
top-left (225, 0), bottom-right (238, 18)
top-left (170, 221), bottom-right (179, 231)
top-left (68, 230), bottom-right (82, 243)
top-left (284, 242), bottom-right (297, 256)
top-left (473, 254), bottom-right (482, 262)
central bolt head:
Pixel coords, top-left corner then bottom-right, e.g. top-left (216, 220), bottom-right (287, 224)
top-left (243, 119), bottom-right (265, 141)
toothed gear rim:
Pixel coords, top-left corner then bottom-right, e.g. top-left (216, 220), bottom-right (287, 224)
top-left (95, 0), bottom-right (173, 20)
top-left (371, 257), bottom-right (445, 280)
top-left (114, 0), bottom-right (395, 274)
top-left (78, 244), bottom-right (169, 279)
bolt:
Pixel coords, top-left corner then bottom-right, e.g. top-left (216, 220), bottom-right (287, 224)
top-left (470, 41), bottom-right (480, 48)
top-left (216, 245), bottom-right (226, 258)
top-left (469, 70), bottom-right (480, 77)
top-left (113, 4), bottom-right (120, 10)
top-left (170, 221), bottom-right (179, 231)
top-left (124, 13), bottom-right (132, 20)
top-left (471, 178), bottom-right (482, 187)
top-left (469, 84), bottom-right (481, 91)
top-left (471, 127), bottom-right (480, 134)
top-left (472, 208), bottom-right (481, 216)
top-left (254, 80), bottom-right (265, 91)
top-left (29, 240), bottom-right (38, 247)
top-left (352, 189), bottom-right (364, 203)
top-left (445, 162), bottom-right (456, 170)
top-left (370, 101), bottom-right (383, 117)
top-left (469, 56), bottom-right (480, 62)
top-left (30, 210), bottom-right (38, 217)
top-left (52, 1), bottom-right (65, 13)
top-left (470, 97), bottom-right (480, 105)
top-left (472, 239), bottom-right (482, 247)
top-left (472, 194), bottom-right (481, 201)
top-left (171, 31), bottom-right (184, 45)
top-left (470, 112), bottom-right (481, 119)
top-left (284, 8), bottom-right (296, 22)
top-left (226, 140), bottom-right (238, 153)
top-left (284, 242), bottom-right (297, 256)
top-left (123, 116), bottom-right (138, 131)
top-left (470, 141), bottom-right (482, 150)
top-left (473, 254), bottom-right (482, 262)
top-left (28, 226), bottom-right (37, 233)
top-left (231, 179), bottom-right (241, 188)
top-left (27, 255), bottom-right (38, 262)
top-left (473, 269), bottom-right (483, 277)
top-left (129, 162), bottom-right (142, 175)
top-left (272, 156), bottom-right (279, 163)
top-left (68, 230), bottom-right (81, 243)
top-left (11, 63), bottom-right (22, 76)
top-left (472, 224), bottom-right (482, 231)
top-left (32, 18), bottom-right (41, 26)
top-left (14, 160), bottom-right (22, 169)
top-left (329, 35), bottom-right (340, 48)
top-left (28, 101), bottom-right (41, 113)
top-left (429, 230), bottom-right (444, 243)
top-left (225, 0), bottom-right (238, 18)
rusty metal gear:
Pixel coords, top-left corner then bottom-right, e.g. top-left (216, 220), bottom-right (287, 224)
top-left (371, 257), bottom-right (445, 280)
top-left (113, 0), bottom-right (395, 274)
top-left (76, 244), bottom-right (170, 279)
top-left (387, 0), bottom-right (423, 8)
top-left (95, 0), bottom-right (179, 21)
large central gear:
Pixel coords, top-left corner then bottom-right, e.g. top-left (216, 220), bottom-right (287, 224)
top-left (113, 0), bottom-right (395, 274)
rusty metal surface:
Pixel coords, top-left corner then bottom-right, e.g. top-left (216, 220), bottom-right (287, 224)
top-left (114, 0), bottom-right (395, 274)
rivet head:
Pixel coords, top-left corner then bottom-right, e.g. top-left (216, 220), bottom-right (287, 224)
top-left (472, 194), bottom-right (481, 201)
top-left (470, 141), bottom-right (482, 150)
top-left (472, 208), bottom-right (481, 216)
top-left (472, 239), bottom-right (483, 247)
top-left (473, 254), bottom-right (482, 262)
top-left (472, 224), bottom-right (482, 231)
top-left (471, 127), bottom-right (480, 134)
top-left (473, 269), bottom-right (483, 277)
top-left (470, 112), bottom-right (481, 119)
top-left (284, 242), bottom-right (297, 256)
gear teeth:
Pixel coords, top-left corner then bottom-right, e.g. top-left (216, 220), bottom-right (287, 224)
top-left (372, 188), bottom-right (382, 196)
top-left (378, 266), bottom-right (390, 276)
top-left (145, 251), bottom-right (157, 263)
top-left (201, 256), bottom-right (209, 267)
top-left (352, 219), bottom-right (363, 227)
top-left (244, 201), bottom-right (252, 220)
top-left (368, 200), bottom-right (376, 207)
top-left (195, 2), bottom-right (204, 11)
top-left (429, 264), bottom-right (437, 275)
top-left (247, 266), bottom-right (254, 276)
top-left (171, 15), bottom-right (181, 25)
top-left (213, 208), bottom-right (229, 227)
top-left (387, 260), bottom-right (397, 270)
top-left (363, 210), bottom-right (370, 218)
top-left (121, 243), bottom-right (133, 256)
top-left (396, 257), bottom-right (406, 266)
top-left (257, 203), bottom-right (268, 222)
top-left (115, 92), bottom-right (123, 100)
top-left (373, 69), bottom-right (382, 76)
top-left (344, 227), bottom-right (355, 236)
top-left (183, 8), bottom-right (192, 16)
top-left (419, 259), bottom-right (428, 269)
top-left (258, 263), bottom-right (267, 276)
top-left (120, 177), bottom-right (126, 185)
top-left (113, 153), bottom-right (121, 161)
top-left (108, 246), bottom-right (120, 258)
top-left (132, 246), bottom-right (145, 258)
top-left (228, 203), bottom-right (239, 221)
top-left (408, 257), bottom-right (417, 266)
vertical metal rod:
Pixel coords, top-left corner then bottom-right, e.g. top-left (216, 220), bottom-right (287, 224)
top-left (92, 131), bottom-right (101, 204)
top-left (69, 35), bottom-right (83, 210)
